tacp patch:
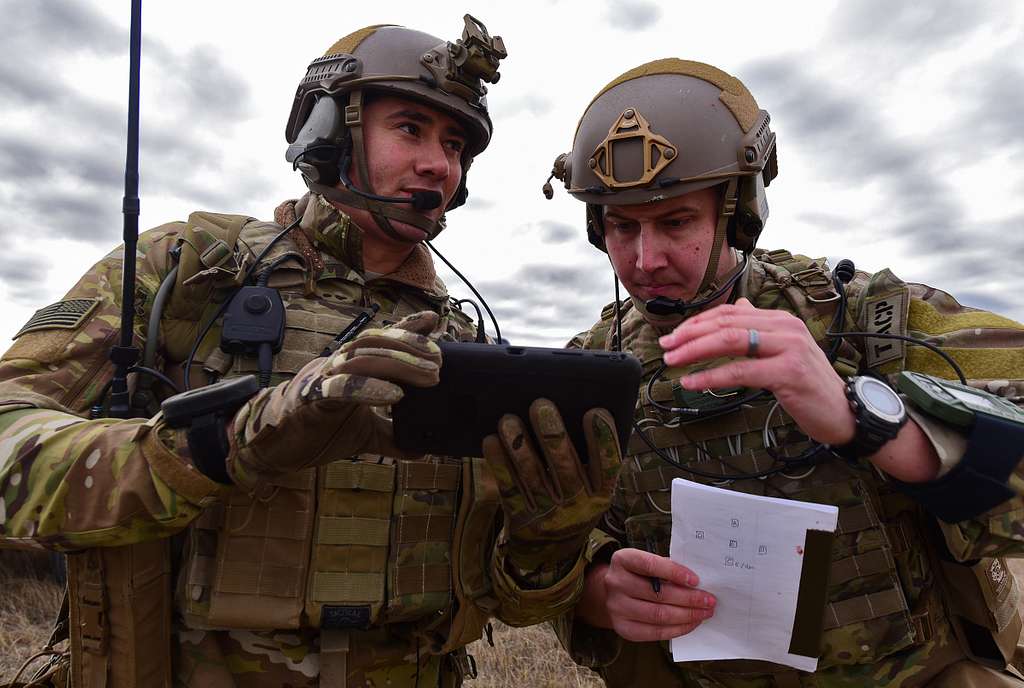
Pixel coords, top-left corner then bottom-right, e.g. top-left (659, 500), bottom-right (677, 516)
top-left (13, 299), bottom-right (100, 340)
top-left (863, 292), bottom-right (907, 369)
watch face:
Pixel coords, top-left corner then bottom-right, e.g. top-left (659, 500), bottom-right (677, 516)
top-left (857, 377), bottom-right (906, 421)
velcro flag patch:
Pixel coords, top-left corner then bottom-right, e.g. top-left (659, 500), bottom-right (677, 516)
top-left (13, 298), bottom-right (100, 339)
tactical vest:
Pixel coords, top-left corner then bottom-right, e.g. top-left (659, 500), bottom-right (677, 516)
top-left (64, 212), bottom-right (502, 688)
top-left (582, 249), bottom-right (1021, 683)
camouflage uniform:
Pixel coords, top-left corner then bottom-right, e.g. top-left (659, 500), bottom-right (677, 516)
top-left (0, 193), bottom-right (585, 687)
top-left (557, 249), bottom-right (1024, 687)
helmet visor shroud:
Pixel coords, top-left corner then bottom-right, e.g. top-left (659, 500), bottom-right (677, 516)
top-left (285, 17), bottom-right (507, 242)
top-left (550, 60), bottom-right (778, 327)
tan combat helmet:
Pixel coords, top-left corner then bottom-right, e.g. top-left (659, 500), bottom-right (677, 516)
top-left (286, 16), bottom-right (507, 241)
top-left (545, 59), bottom-right (778, 317)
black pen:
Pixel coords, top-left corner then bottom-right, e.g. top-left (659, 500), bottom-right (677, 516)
top-left (320, 304), bottom-right (380, 356)
top-left (646, 537), bottom-right (662, 594)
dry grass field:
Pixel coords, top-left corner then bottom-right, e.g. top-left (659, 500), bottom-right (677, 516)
top-left (0, 551), bottom-right (67, 684)
top-left (0, 550), bottom-right (601, 686)
top-left (2, 550), bottom-right (1022, 687)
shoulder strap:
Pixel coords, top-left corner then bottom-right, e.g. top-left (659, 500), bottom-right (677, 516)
top-left (755, 250), bottom-right (861, 376)
top-left (758, 249), bottom-right (840, 303)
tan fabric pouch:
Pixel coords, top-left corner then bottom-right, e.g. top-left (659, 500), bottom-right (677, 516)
top-left (941, 556), bottom-right (1022, 667)
top-left (68, 540), bottom-right (172, 688)
top-left (201, 469), bottom-right (317, 629)
top-left (305, 459), bottom-right (396, 628)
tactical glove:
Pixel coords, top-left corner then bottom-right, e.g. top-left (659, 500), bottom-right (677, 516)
top-left (482, 399), bottom-right (623, 586)
top-left (226, 311), bottom-right (441, 490)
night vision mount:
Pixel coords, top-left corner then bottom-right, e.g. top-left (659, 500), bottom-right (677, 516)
top-left (420, 14), bottom-right (507, 103)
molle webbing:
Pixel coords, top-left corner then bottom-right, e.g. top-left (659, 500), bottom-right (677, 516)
top-left (394, 565), bottom-right (451, 594)
top-left (836, 503), bottom-right (879, 534)
top-left (228, 305), bottom-right (372, 380)
top-left (823, 497), bottom-right (916, 634)
top-left (401, 461), bottom-right (461, 490)
top-left (388, 460), bottom-right (461, 609)
top-left (396, 513), bottom-right (456, 542)
top-left (829, 548), bottom-right (897, 586)
top-left (308, 460), bottom-right (396, 627)
top-left (325, 460), bottom-right (394, 491)
top-left (823, 588), bottom-right (909, 631)
top-left (312, 572), bottom-right (384, 603)
top-left (318, 517), bottom-right (389, 545)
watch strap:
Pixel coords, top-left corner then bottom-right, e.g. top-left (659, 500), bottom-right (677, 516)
top-left (832, 377), bottom-right (906, 460)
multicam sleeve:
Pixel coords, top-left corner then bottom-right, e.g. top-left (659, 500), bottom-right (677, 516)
top-left (0, 226), bottom-right (224, 552)
top-left (897, 283), bottom-right (1024, 561)
top-left (548, 527), bottom-right (624, 667)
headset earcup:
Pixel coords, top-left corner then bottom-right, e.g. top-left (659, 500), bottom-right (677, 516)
top-left (586, 204), bottom-right (607, 252)
top-left (727, 177), bottom-right (766, 253)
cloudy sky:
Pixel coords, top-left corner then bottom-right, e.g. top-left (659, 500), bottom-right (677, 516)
top-left (1, 0), bottom-right (1022, 349)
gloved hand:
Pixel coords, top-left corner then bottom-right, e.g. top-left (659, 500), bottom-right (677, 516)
top-left (226, 311), bottom-right (441, 490)
top-left (482, 399), bottom-right (623, 585)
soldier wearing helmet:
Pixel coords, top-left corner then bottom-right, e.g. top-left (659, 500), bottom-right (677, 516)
top-left (548, 59), bottom-right (1024, 687)
top-left (0, 18), bottom-right (623, 687)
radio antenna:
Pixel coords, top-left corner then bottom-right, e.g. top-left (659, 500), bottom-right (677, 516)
top-left (107, 0), bottom-right (143, 418)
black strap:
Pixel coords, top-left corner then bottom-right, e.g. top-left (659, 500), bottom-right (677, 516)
top-left (187, 413), bottom-right (234, 485)
top-left (895, 412), bottom-right (1023, 523)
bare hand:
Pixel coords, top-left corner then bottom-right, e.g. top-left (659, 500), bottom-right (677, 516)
top-left (658, 298), bottom-right (855, 446)
top-left (581, 548), bottom-right (715, 642)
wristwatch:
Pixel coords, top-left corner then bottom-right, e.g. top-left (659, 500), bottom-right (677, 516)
top-left (831, 376), bottom-right (908, 460)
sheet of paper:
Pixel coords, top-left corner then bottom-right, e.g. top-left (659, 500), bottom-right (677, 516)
top-left (669, 478), bottom-right (839, 672)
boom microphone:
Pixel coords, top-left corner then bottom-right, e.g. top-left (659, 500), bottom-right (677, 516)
top-left (410, 190), bottom-right (443, 211)
top-left (645, 296), bottom-right (692, 316)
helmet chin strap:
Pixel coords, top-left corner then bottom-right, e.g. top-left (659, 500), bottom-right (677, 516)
top-left (695, 176), bottom-right (736, 297)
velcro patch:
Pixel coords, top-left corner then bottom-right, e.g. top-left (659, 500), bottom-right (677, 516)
top-left (863, 292), bottom-right (907, 368)
top-left (13, 298), bottom-right (100, 340)
top-left (321, 605), bottom-right (371, 629)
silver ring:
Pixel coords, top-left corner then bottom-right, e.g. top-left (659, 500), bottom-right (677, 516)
top-left (747, 328), bottom-right (760, 358)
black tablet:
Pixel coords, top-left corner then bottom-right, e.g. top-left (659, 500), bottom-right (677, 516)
top-left (392, 342), bottom-right (642, 458)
